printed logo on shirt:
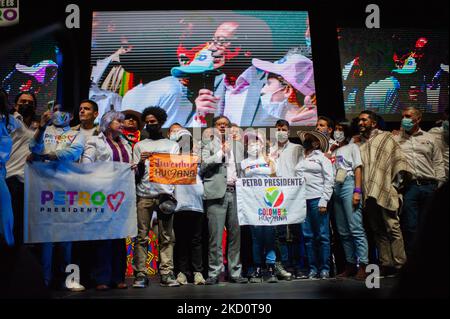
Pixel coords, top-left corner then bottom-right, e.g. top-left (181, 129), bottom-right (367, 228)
top-left (44, 133), bottom-right (76, 145)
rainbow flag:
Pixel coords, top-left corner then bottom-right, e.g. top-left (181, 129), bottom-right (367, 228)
top-left (119, 71), bottom-right (134, 97)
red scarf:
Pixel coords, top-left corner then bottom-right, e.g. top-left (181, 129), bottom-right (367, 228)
top-left (122, 129), bottom-right (140, 148)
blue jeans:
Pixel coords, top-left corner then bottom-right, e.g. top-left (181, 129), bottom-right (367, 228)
top-left (276, 224), bottom-right (307, 270)
top-left (250, 226), bottom-right (276, 266)
top-left (302, 198), bottom-right (330, 274)
top-left (333, 176), bottom-right (369, 265)
top-left (401, 182), bottom-right (436, 257)
top-left (41, 241), bottom-right (72, 287)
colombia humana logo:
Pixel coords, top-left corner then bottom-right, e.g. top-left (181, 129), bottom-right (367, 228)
top-left (259, 187), bottom-right (288, 224)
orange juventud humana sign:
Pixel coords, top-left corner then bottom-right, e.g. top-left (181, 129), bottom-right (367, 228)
top-left (149, 153), bottom-right (198, 185)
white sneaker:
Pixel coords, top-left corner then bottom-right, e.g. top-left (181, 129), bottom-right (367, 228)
top-left (65, 281), bottom-right (86, 292)
top-left (194, 272), bottom-right (206, 285)
top-left (176, 272), bottom-right (188, 285)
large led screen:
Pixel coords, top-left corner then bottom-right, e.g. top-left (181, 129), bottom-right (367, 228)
top-left (90, 10), bottom-right (317, 127)
top-left (338, 28), bottom-right (448, 117)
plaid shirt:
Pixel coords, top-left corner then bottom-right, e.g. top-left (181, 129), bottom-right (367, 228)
top-left (359, 130), bottom-right (412, 212)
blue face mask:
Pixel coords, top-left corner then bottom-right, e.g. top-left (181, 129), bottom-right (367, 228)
top-left (401, 118), bottom-right (415, 132)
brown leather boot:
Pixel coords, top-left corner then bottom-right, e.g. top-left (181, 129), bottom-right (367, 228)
top-left (336, 263), bottom-right (357, 279)
top-left (354, 264), bottom-right (368, 281)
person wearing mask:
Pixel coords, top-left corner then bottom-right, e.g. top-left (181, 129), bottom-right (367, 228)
top-left (393, 107), bottom-right (445, 258)
top-left (29, 103), bottom-right (86, 291)
top-left (358, 110), bottom-right (410, 277)
top-left (241, 131), bottom-right (278, 283)
top-left (269, 119), bottom-right (302, 280)
top-left (1, 88), bottom-right (19, 247)
top-left (332, 123), bottom-right (369, 280)
top-left (295, 130), bottom-right (334, 279)
top-left (71, 99), bottom-right (100, 138)
top-left (201, 115), bottom-right (248, 285)
top-left (132, 106), bottom-right (180, 288)
top-left (250, 48), bottom-right (318, 127)
top-left (168, 124), bottom-right (206, 285)
top-left (5, 92), bottom-right (37, 246)
top-left (82, 111), bottom-right (132, 290)
top-left (121, 110), bottom-right (143, 148)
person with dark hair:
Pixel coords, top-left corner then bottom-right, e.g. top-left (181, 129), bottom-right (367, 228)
top-left (82, 111), bottom-right (132, 291)
top-left (132, 106), bottom-right (180, 288)
top-left (1, 88), bottom-right (19, 247)
top-left (201, 115), bottom-right (248, 285)
top-left (295, 130), bottom-right (334, 279)
top-left (331, 122), bottom-right (369, 280)
top-left (5, 92), bottom-right (37, 246)
top-left (357, 110), bottom-right (410, 277)
top-left (269, 119), bottom-right (304, 280)
top-left (240, 131), bottom-right (278, 283)
top-left (121, 110), bottom-right (143, 148)
top-left (316, 116), bottom-right (338, 155)
top-left (169, 124), bottom-right (206, 285)
top-left (13, 92), bottom-right (37, 127)
top-left (28, 103), bottom-right (86, 291)
top-left (393, 107), bottom-right (445, 259)
top-left (72, 100), bottom-right (100, 138)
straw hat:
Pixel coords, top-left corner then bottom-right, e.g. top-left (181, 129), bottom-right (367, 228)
top-left (121, 109), bottom-right (143, 130)
top-left (297, 130), bottom-right (329, 153)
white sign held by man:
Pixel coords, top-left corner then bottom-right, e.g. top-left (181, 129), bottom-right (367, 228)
top-left (236, 177), bottom-right (306, 226)
top-left (24, 161), bottom-right (137, 243)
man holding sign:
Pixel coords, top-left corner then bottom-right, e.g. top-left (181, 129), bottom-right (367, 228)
top-left (132, 107), bottom-right (180, 288)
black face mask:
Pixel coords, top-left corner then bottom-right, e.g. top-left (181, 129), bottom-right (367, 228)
top-left (18, 104), bottom-right (35, 119)
top-left (145, 123), bottom-right (163, 140)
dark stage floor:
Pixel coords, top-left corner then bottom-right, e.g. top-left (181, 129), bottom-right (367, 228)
top-left (52, 276), bottom-right (399, 299)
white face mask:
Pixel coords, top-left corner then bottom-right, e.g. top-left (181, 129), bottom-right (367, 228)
top-left (260, 88), bottom-right (288, 119)
top-left (169, 131), bottom-right (180, 142)
top-left (247, 144), bottom-right (261, 157)
top-left (276, 131), bottom-right (289, 143)
top-left (333, 131), bottom-right (345, 143)
top-left (52, 111), bottom-right (71, 127)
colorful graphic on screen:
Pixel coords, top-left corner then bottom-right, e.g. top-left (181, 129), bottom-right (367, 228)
top-left (338, 28), bottom-right (448, 116)
top-left (0, 34), bottom-right (59, 115)
top-left (90, 11), bottom-right (318, 127)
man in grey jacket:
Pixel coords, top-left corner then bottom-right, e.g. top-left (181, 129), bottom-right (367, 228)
top-left (201, 115), bottom-right (248, 284)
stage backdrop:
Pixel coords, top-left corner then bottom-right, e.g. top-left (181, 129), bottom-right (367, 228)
top-left (24, 161), bottom-right (137, 243)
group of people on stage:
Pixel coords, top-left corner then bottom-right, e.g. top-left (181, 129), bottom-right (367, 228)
top-left (2, 84), bottom-right (448, 291)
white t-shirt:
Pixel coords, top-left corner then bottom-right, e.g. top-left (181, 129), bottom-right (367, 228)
top-left (333, 143), bottom-right (362, 177)
top-left (6, 113), bottom-right (35, 182)
top-left (80, 126), bottom-right (98, 138)
top-left (133, 138), bottom-right (180, 198)
top-left (269, 141), bottom-right (302, 178)
top-left (241, 156), bottom-right (272, 178)
top-left (174, 174), bottom-right (204, 213)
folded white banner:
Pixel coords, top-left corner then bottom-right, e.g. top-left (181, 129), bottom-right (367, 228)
top-left (24, 161), bottom-right (137, 243)
top-left (236, 177), bottom-right (307, 226)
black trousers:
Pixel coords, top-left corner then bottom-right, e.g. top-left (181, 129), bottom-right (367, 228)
top-left (92, 239), bottom-right (126, 286)
top-left (6, 176), bottom-right (24, 246)
top-left (173, 211), bottom-right (204, 276)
